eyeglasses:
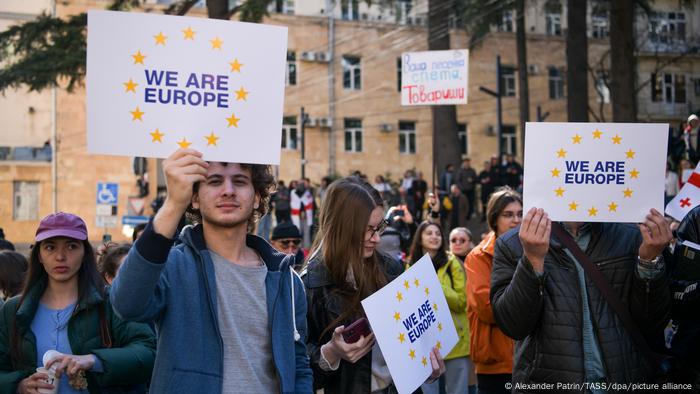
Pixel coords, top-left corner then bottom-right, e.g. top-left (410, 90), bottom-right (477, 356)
top-left (278, 239), bottom-right (301, 247)
top-left (367, 219), bottom-right (389, 238)
top-left (450, 238), bottom-right (468, 244)
top-left (500, 211), bottom-right (523, 219)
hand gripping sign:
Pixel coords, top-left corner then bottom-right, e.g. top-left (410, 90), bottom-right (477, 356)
top-left (362, 255), bottom-right (458, 394)
top-left (87, 10), bottom-right (287, 165)
top-left (523, 122), bottom-right (668, 222)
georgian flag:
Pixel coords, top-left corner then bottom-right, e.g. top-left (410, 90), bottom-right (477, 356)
top-left (666, 166), bottom-right (700, 221)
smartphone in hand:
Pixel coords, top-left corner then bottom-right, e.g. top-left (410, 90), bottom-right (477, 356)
top-left (341, 318), bottom-right (372, 344)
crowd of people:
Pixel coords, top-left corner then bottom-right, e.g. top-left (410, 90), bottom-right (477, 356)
top-left (0, 114), bottom-right (697, 393)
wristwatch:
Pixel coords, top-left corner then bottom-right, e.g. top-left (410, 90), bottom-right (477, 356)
top-left (637, 255), bottom-right (661, 266)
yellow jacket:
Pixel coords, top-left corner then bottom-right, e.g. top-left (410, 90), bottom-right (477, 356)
top-left (437, 254), bottom-right (470, 360)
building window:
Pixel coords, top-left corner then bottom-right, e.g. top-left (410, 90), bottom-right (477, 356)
top-left (595, 70), bottom-right (610, 104)
top-left (397, 58), bottom-right (402, 92)
top-left (548, 67), bottom-right (564, 99)
top-left (13, 181), bottom-right (39, 221)
top-left (695, 78), bottom-right (700, 96)
top-left (342, 56), bottom-right (361, 90)
top-left (274, 0), bottom-right (294, 14)
top-left (281, 116), bottom-right (298, 150)
top-left (500, 66), bottom-right (516, 97)
top-left (545, 1), bottom-right (562, 36)
top-left (591, 13), bottom-right (609, 39)
top-left (286, 51), bottom-right (297, 86)
top-left (649, 11), bottom-right (686, 44)
top-left (397, 0), bottom-right (413, 24)
top-left (652, 73), bottom-right (686, 103)
top-left (341, 0), bottom-right (359, 20)
top-left (399, 121), bottom-right (416, 154)
top-left (501, 125), bottom-right (517, 155)
top-left (457, 123), bottom-right (468, 156)
top-left (498, 10), bottom-right (514, 32)
top-left (344, 118), bottom-right (363, 152)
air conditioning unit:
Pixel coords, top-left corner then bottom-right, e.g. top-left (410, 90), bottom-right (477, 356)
top-left (318, 117), bottom-right (333, 128)
top-left (528, 64), bottom-right (539, 75)
top-left (380, 123), bottom-right (393, 132)
top-left (300, 51), bottom-right (316, 62)
top-left (315, 52), bottom-right (331, 63)
top-left (305, 118), bottom-right (317, 127)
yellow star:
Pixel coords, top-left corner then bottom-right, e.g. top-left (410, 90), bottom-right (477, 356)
top-left (592, 129), bottom-right (603, 139)
top-left (403, 280), bottom-right (410, 289)
top-left (554, 187), bottom-right (565, 197)
top-left (130, 106), bottom-right (144, 121)
top-left (424, 287), bottom-right (430, 296)
top-left (588, 207), bottom-right (598, 217)
top-left (235, 86), bottom-right (249, 101)
top-left (123, 79), bottom-right (138, 93)
top-left (572, 134), bottom-right (582, 144)
top-left (398, 333), bottom-right (406, 344)
top-left (393, 311), bottom-right (401, 322)
top-left (436, 341), bottom-right (442, 350)
top-left (177, 138), bottom-right (191, 149)
top-left (608, 202), bottom-right (618, 212)
top-left (414, 279), bottom-right (420, 288)
top-left (432, 303), bottom-right (438, 312)
top-left (625, 149), bottom-right (636, 159)
top-left (205, 132), bottom-right (219, 146)
top-left (422, 356), bottom-right (428, 367)
top-left (551, 167), bottom-right (561, 178)
top-left (629, 169), bottom-right (639, 179)
top-left (438, 323), bottom-right (443, 332)
top-left (131, 50), bottom-right (146, 65)
top-left (226, 113), bottom-right (240, 128)
top-left (396, 291), bottom-right (403, 302)
top-left (210, 37), bottom-right (223, 49)
top-left (229, 58), bottom-right (243, 72)
top-left (153, 32), bottom-right (167, 45)
top-left (556, 148), bottom-right (567, 158)
top-left (182, 27), bottom-right (195, 40)
top-left (150, 129), bottom-right (164, 143)
top-left (612, 134), bottom-right (622, 144)
top-left (623, 188), bottom-right (633, 198)
top-left (409, 349), bottom-right (416, 360)
top-left (569, 201), bottom-right (579, 211)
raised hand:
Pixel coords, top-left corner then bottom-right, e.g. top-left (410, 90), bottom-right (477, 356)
top-left (638, 208), bottom-right (673, 261)
top-left (519, 208), bottom-right (551, 273)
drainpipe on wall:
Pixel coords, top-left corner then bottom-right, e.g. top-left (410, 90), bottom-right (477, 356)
top-left (51, 0), bottom-right (57, 212)
top-left (326, 0), bottom-right (336, 176)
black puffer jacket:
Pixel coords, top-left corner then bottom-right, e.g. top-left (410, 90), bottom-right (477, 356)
top-left (490, 223), bottom-right (670, 393)
top-left (303, 253), bottom-right (403, 394)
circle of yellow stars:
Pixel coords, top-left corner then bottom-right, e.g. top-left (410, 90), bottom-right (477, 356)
top-left (393, 277), bottom-right (444, 368)
top-left (124, 26), bottom-right (249, 149)
top-left (550, 128), bottom-right (639, 217)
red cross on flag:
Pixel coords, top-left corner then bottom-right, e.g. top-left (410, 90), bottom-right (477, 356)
top-left (666, 165), bottom-right (700, 221)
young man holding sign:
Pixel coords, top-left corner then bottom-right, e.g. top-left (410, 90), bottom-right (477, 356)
top-left (111, 149), bottom-right (312, 393)
top-left (490, 208), bottom-right (671, 390)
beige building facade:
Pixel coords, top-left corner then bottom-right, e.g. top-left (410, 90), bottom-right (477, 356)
top-left (1, 0), bottom-right (697, 243)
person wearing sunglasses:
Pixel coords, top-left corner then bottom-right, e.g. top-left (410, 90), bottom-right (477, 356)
top-left (449, 227), bottom-right (474, 264)
top-left (303, 176), bottom-right (445, 394)
top-left (271, 222), bottom-right (306, 271)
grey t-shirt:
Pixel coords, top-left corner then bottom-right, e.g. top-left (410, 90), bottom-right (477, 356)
top-left (210, 251), bottom-right (280, 394)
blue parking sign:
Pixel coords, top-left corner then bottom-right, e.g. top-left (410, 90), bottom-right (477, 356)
top-left (96, 182), bottom-right (119, 205)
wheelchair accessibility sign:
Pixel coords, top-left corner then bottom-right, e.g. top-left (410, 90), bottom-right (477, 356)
top-left (96, 182), bottom-right (118, 205)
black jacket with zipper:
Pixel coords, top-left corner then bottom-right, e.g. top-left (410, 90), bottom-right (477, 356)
top-left (303, 253), bottom-right (403, 394)
top-left (490, 223), bottom-right (671, 392)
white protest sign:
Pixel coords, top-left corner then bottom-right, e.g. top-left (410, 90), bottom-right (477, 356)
top-left (665, 164), bottom-right (700, 221)
top-left (362, 255), bottom-right (458, 394)
top-left (87, 10), bottom-right (287, 165)
top-left (401, 49), bottom-right (468, 106)
top-left (523, 122), bottom-right (668, 222)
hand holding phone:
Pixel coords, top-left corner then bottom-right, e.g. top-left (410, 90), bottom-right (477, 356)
top-left (341, 318), bottom-right (372, 344)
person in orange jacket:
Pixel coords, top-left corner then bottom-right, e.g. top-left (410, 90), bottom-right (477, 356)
top-left (465, 188), bottom-right (522, 394)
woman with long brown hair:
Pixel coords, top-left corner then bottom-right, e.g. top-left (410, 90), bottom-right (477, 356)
top-left (304, 177), bottom-right (445, 394)
top-left (465, 188), bottom-right (522, 394)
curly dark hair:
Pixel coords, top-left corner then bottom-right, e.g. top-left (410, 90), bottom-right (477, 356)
top-left (186, 162), bottom-right (276, 232)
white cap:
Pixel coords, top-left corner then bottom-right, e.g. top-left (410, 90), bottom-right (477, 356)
top-left (42, 350), bottom-right (62, 368)
top-left (689, 114), bottom-right (699, 123)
